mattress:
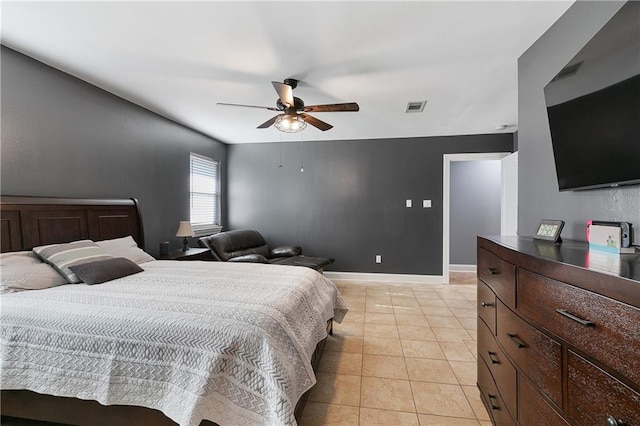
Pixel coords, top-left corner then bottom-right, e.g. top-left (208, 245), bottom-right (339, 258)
top-left (0, 260), bottom-right (348, 426)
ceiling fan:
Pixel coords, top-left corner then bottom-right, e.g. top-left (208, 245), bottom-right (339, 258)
top-left (217, 78), bottom-right (359, 132)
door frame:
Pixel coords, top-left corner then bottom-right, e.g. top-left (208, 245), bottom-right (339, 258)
top-left (442, 152), bottom-right (511, 284)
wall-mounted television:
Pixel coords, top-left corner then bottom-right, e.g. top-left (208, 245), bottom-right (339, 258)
top-left (543, 1), bottom-right (640, 191)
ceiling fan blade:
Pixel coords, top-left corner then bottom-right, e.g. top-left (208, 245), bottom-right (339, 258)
top-left (300, 113), bottom-right (333, 131)
top-left (257, 115), bottom-right (280, 129)
top-left (272, 81), bottom-right (294, 107)
top-left (304, 102), bottom-right (360, 113)
top-left (217, 102), bottom-right (280, 111)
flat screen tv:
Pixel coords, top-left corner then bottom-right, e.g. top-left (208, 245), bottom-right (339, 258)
top-left (543, 1), bottom-right (640, 191)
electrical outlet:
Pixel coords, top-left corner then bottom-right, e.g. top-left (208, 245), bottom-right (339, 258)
top-left (423, 199), bottom-right (431, 208)
top-left (406, 199), bottom-right (412, 208)
top-left (375, 255), bottom-right (382, 263)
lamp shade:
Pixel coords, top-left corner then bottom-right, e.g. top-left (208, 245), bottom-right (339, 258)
top-left (175, 221), bottom-right (195, 237)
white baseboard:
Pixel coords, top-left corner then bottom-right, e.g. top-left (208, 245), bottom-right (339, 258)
top-left (449, 264), bottom-right (477, 273)
top-left (324, 271), bottom-right (444, 284)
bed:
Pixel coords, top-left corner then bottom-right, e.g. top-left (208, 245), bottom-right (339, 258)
top-left (0, 196), bottom-right (347, 426)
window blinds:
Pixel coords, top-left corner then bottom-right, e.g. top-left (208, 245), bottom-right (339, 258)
top-left (190, 153), bottom-right (220, 236)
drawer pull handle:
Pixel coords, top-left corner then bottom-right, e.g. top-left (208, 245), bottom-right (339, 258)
top-left (487, 351), bottom-right (500, 364)
top-left (481, 301), bottom-right (493, 308)
top-left (487, 394), bottom-right (500, 410)
top-left (488, 267), bottom-right (499, 275)
top-left (507, 333), bottom-right (527, 348)
top-left (606, 415), bottom-right (626, 426)
top-left (556, 309), bottom-right (595, 327)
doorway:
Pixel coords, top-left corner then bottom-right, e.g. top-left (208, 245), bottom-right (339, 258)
top-left (442, 152), bottom-right (517, 284)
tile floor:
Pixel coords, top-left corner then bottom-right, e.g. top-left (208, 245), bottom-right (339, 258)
top-left (300, 273), bottom-right (490, 426)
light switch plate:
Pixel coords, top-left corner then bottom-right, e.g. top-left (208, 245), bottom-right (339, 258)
top-left (423, 199), bottom-right (431, 208)
top-left (406, 199), bottom-right (412, 208)
top-left (375, 255), bottom-right (382, 263)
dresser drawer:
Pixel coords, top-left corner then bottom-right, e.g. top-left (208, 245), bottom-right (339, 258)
top-left (478, 279), bottom-right (497, 334)
top-left (477, 319), bottom-right (517, 420)
top-left (496, 300), bottom-right (562, 406)
top-left (567, 350), bottom-right (640, 426)
top-left (478, 247), bottom-right (516, 308)
top-left (518, 373), bottom-right (568, 426)
top-left (518, 268), bottom-right (640, 385)
top-left (478, 355), bottom-right (516, 426)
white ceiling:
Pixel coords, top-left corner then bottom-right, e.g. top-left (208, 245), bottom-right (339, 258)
top-left (1, 1), bottom-right (573, 144)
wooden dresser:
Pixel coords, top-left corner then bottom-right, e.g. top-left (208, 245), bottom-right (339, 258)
top-left (476, 236), bottom-right (640, 426)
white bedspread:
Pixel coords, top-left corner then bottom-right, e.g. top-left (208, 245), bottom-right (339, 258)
top-left (0, 261), bottom-right (348, 426)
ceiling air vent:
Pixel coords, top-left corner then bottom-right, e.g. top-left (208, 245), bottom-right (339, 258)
top-left (550, 61), bottom-right (583, 82)
top-left (406, 101), bottom-right (427, 113)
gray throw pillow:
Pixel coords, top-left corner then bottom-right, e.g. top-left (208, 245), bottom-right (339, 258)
top-left (69, 257), bottom-right (143, 285)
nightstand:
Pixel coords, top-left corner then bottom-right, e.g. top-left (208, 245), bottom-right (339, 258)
top-left (159, 247), bottom-right (215, 261)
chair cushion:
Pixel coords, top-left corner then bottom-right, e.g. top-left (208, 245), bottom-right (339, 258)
top-left (228, 254), bottom-right (270, 264)
top-left (270, 245), bottom-right (302, 258)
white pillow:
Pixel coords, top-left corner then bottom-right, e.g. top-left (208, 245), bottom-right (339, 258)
top-left (0, 251), bottom-right (42, 266)
top-left (1, 251), bottom-right (68, 293)
top-left (96, 236), bottom-right (155, 264)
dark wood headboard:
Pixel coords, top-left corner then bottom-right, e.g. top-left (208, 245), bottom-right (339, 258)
top-left (0, 196), bottom-right (145, 252)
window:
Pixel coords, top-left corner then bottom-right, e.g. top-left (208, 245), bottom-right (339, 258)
top-left (190, 153), bottom-right (221, 236)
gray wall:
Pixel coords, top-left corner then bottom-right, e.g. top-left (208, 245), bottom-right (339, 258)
top-left (518, 1), bottom-right (640, 242)
top-left (0, 46), bottom-right (228, 256)
top-left (228, 135), bottom-right (513, 275)
top-left (450, 160), bottom-right (501, 265)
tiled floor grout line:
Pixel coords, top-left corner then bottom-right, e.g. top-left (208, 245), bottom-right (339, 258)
top-left (393, 303), bottom-right (419, 420)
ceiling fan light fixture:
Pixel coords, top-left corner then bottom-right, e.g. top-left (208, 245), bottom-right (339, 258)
top-left (274, 114), bottom-right (306, 133)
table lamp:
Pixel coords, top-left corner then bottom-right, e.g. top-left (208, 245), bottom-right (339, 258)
top-left (175, 221), bottom-right (194, 252)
